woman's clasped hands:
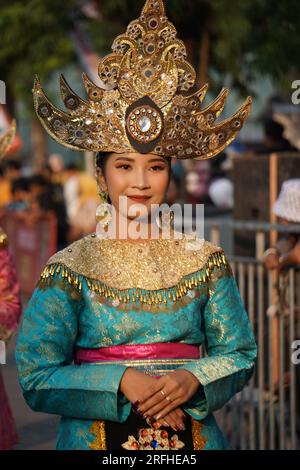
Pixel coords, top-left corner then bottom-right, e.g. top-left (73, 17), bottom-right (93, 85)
top-left (120, 367), bottom-right (200, 432)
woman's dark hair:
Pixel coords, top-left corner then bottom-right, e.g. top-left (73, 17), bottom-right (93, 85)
top-left (95, 152), bottom-right (113, 176)
top-left (95, 152), bottom-right (113, 203)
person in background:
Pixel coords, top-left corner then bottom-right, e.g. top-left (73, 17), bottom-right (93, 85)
top-left (48, 153), bottom-right (66, 185)
top-left (5, 177), bottom-right (30, 213)
top-left (0, 160), bottom-right (22, 210)
top-left (0, 166), bottom-right (12, 208)
top-left (207, 152), bottom-right (234, 212)
top-left (0, 227), bottom-right (22, 450)
top-left (184, 161), bottom-right (211, 205)
top-left (165, 173), bottom-right (182, 206)
top-left (263, 179), bottom-right (300, 434)
top-left (29, 174), bottom-right (69, 250)
top-left (74, 172), bottom-right (99, 238)
top-left (63, 164), bottom-right (81, 229)
top-left (0, 121), bottom-right (22, 449)
top-left (170, 158), bottom-right (184, 183)
top-left (208, 179), bottom-right (234, 211)
top-left (263, 179), bottom-right (300, 271)
top-left (64, 165), bottom-right (99, 242)
top-left (255, 118), bottom-right (297, 155)
top-left (2, 160), bottom-right (22, 185)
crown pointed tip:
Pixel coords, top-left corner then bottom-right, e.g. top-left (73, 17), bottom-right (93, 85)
top-left (60, 74), bottom-right (70, 89)
top-left (32, 75), bottom-right (41, 92)
top-left (243, 96), bottom-right (252, 113)
top-left (219, 88), bottom-right (229, 101)
top-left (198, 83), bottom-right (209, 96)
top-left (142, 0), bottom-right (166, 16)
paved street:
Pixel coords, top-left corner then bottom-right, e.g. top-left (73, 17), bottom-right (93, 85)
top-left (2, 331), bottom-right (58, 450)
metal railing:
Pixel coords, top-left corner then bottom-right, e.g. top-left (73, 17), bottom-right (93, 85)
top-left (205, 220), bottom-right (300, 450)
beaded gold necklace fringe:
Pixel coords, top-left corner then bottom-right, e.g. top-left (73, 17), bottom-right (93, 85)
top-left (39, 251), bottom-right (229, 305)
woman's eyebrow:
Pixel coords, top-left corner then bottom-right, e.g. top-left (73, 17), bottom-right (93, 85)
top-left (115, 157), bottom-right (135, 162)
top-left (114, 157), bottom-right (166, 163)
top-left (148, 158), bottom-right (167, 163)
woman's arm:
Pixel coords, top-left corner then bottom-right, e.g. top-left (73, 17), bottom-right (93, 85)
top-left (15, 272), bottom-right (131, 422)
top-left (177, 257), bottom-right (257, 420)
top-left (137, 256), bottom-right (257, 421)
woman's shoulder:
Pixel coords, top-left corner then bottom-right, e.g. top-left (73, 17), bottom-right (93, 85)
top-left (45, 233), bottom-right (98, 269)
top-left (172, 230), bottom-right (227, 273)
top-left (38, 234), bottom-right (98, 290)
top-left (173, 230), bottom-right (224, 256)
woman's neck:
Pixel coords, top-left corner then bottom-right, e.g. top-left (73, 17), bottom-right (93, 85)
top-left (106, 212), bottom-right (173, 242)
top-left (115, 224), bottom-right (168, 242)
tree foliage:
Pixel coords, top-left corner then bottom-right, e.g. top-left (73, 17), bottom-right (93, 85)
top-left (0, 0), bottom-right (78, 110)
top-left (0, 0), bottom-right (299, 114)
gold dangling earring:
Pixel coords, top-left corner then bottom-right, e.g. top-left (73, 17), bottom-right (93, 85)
top-left (94, 154), bottom-right (112, 235)
top-left (155, 209), bottom-right (174, 232)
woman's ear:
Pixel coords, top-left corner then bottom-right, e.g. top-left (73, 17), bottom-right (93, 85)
top-left (97, 167), bottom-right (108, 193)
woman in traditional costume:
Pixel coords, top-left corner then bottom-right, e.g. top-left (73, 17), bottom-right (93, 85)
top-left (16, 0), bottom-right (257, 450)
top-left (0, 120), bottom-right (22, 450)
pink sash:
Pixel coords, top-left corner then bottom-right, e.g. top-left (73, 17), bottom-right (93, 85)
top-left (75, 342), bottom-right (200, 364)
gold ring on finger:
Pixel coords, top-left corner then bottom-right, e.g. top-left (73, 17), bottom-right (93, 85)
top-left (165, 395), bottom-right (171, 402)
top-left (160, 390), bottom-right (166, 396)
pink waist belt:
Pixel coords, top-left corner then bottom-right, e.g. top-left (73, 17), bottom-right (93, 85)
top-left (75, 342), bottom-right (200, 364)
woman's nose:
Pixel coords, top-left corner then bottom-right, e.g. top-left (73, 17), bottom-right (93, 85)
top-left (132, 170), bottom-right (150, 190)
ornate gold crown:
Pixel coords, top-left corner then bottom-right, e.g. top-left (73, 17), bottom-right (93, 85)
top-left (33, 0), bottom-right (251, 160)
top-left (0, 119), bottom-right (16, 160)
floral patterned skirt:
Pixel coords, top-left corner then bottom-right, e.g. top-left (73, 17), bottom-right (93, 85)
top-left (89, 409), bottom-right (206, 451)
top-left (0, 369), bottom-right (18, 450)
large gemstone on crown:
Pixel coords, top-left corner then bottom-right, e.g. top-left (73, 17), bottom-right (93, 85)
top-left (137, 115), bottom-right (151, 133)
top-left (125, 96), bottom-right (164, 154)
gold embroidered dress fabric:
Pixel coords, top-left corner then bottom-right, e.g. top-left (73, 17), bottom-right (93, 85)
top-left (15, 232), bottom-right (257, 449)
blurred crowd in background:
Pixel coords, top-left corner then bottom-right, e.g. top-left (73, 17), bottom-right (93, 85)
top-left (0, 155), bottom-right (99, 250)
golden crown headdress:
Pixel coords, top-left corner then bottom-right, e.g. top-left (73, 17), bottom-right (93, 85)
top-left (0, 119), bottom-right (16, 160)
top-left (33, 0), bottom-right (251, 160)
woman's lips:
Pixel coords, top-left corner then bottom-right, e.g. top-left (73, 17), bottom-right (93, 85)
top-left (128, 196), bottom-right (151, 203)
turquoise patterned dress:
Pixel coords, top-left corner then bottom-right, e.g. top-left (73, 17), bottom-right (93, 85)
top-left (15, 232), bottom-right (257, 450)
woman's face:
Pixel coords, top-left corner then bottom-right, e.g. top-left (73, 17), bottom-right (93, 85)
top-left (98, 152), bottom-right (171, 220)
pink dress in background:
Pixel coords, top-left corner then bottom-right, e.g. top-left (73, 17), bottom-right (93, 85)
top-left (0, 246), bottom-right (22, 450)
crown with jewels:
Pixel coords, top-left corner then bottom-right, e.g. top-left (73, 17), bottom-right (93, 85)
top-left (33, 0), bottom-right (252, 160)
top-left (0, 120), bottom-right (16, 159)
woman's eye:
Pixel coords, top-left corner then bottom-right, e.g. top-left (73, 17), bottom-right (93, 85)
top-left (150, 166), bottom-right (165, 171)
top-left (116, 164), bottom-right (130, 170)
